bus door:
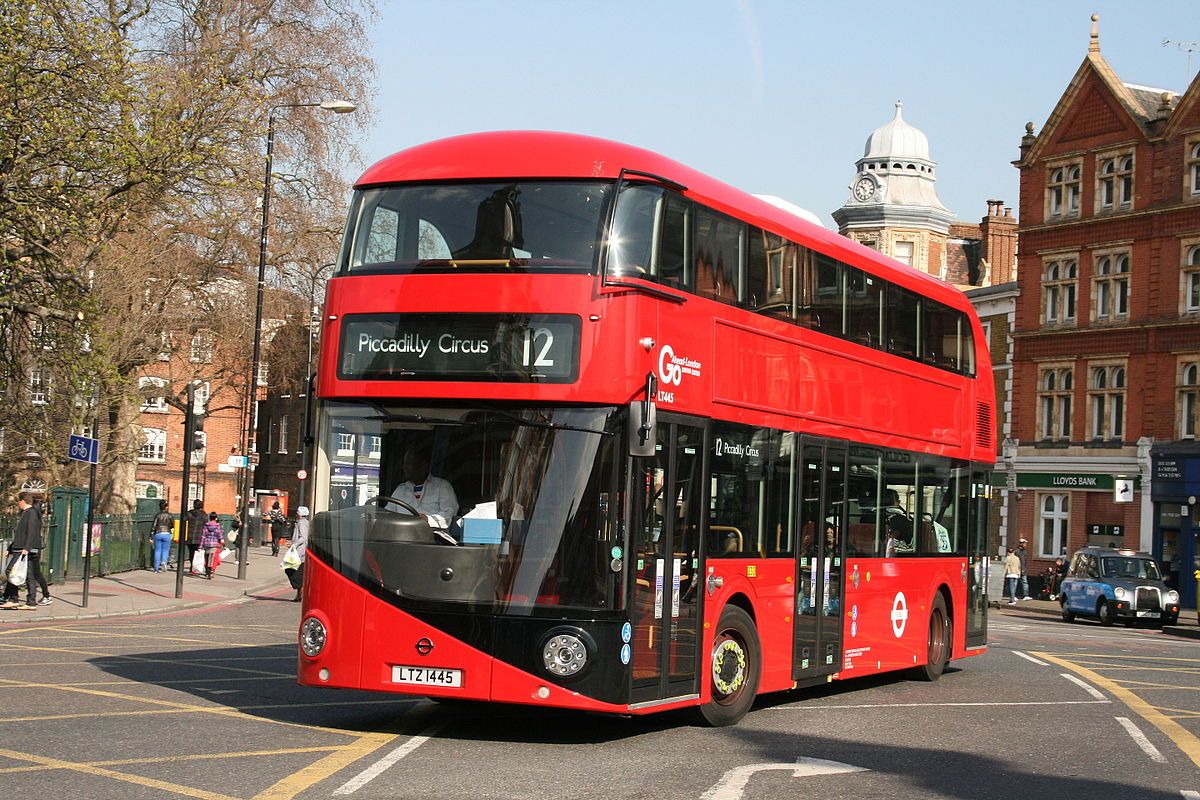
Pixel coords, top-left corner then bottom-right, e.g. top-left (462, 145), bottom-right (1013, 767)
top-left (793, 440), bottom-right (846, 681)
top-left (965, 468), bottom-right (991, 649)
top-left (630, 418), bottom-right (705, 704)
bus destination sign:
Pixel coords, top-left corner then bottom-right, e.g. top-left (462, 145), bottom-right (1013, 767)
top-left (339, 313), bottom-right (580, 383)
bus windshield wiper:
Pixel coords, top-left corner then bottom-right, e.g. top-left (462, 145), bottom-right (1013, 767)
top-left (363, 403), bottom-right (468, 426)
top-left (464, 402), bottom-right (612, 436)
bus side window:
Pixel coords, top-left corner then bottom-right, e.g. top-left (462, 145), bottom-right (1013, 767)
top-left (694, 207), bottom-right (744, 306)
top-left (807, 254), bottom-right (844, 335)
top-left (657, 192), bottom-right (691, 290)
top-left (887, 284), bottom-right (921, 359)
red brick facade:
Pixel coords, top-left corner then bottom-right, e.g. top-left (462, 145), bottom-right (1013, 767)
top-left (1010, 33), bottom-right (1200, 579)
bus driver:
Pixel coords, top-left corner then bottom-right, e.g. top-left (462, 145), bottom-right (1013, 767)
top-left (389, 449), bottom-right (459, 530)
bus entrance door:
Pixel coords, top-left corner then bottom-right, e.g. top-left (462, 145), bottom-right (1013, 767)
top-left (793, 441), bottom-right (846, 681)
top-left (630, 419), bottom-right (705, 705)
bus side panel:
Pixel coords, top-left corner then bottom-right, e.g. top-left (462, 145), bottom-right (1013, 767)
top-left (703, 561), bottom-right (796, 696)
top-left (709, 320), bottom-right (964, 449)
top-left (837, 558), bottom-right (967, 678)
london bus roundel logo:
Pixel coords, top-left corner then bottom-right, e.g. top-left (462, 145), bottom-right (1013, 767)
top-left (890, 592), bottom-right (909, 638)
top-left (659, 345), bottom-right (683, 386)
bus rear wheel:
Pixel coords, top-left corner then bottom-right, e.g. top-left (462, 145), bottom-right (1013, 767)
top-left (695, 605), bottom-right (760, 727)
top-left (914, 593), bottom-right (950, 682)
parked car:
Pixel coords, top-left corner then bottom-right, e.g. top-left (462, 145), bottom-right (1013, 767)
top-left (1059, 547), bottom-right (1180, 627)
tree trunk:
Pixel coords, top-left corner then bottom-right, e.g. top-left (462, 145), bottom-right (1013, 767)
top-left (97, 395), bottom-right (141, 515)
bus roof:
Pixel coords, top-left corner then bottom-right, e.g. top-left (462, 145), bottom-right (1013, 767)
top-left (356, 131), bottom-right (972, 312)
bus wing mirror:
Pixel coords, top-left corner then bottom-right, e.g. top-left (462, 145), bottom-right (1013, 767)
top-left (628, 399), bottom-right (657, 457)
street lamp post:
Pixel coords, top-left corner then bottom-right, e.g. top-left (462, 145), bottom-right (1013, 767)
top-left (296, 261), bottom-right (336, 509)
top-left (238, 99), bottom-right (355, 581)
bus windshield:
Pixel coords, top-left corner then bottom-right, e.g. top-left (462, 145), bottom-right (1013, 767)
top-left (344, 182), bottom-right (612, 273)
top-left (311, 401), bottom-right (623, 613)
top-left (1099, 556), bottom-right (1162, 581)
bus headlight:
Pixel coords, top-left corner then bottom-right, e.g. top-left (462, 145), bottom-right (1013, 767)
top-left (540, 628), bottom-right (592, 680)
top-left (1113, 587), bottom-right (1127, 600)
top-left (1166, 590), bottom-right (1180, 604)
top-left (300, 617), bottom-right (327, 658)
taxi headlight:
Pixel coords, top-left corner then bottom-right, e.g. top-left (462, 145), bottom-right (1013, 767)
top-left (1166, 590), bottom-right (1180, 604)
top-left (300, 617), bottom-right (327, 658)
top-left (1113, 587), bottom-right (1127, 600)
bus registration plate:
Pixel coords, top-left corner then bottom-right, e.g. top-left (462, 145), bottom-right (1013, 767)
top-left (392, 665), bottom-right (463, 687)
top-left (1135, 610), bottom-right (1160, 618)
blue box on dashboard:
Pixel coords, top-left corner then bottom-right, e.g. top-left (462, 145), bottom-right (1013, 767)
top-left (462, 518), bottom-right (503, 544)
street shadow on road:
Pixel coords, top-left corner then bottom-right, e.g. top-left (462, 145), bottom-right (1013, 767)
top-left (717, 725), bottom-right (1183, 800)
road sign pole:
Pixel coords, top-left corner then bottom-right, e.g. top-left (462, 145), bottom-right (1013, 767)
top-left (81, 406), bottom-right (102, 607)
top-left (176, 383), bottom-right (196, 599)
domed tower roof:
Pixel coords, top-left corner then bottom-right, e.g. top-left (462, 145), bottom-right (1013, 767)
top-left (864, 101), bottom-right (930, 161)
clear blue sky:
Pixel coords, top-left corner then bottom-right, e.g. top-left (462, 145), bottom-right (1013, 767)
top-left (361, 1), bottom-right (1195, 228)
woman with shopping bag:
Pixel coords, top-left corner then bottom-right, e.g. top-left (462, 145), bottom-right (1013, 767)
top-left (282, 507), bottom-right (309, 602)
top-left (2, 492), bottom-right (44, 610)
top-left (199, 513), bottom-right (224, 580)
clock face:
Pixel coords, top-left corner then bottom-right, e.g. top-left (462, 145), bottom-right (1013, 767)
top-left (853, 177), bottom-right (875, 202)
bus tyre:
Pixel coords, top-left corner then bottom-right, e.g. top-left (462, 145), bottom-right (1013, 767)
top-left (1098, 599), bottom-right (1114, 627)
top-left (695, 605), bottom-right (760, 727)
top-left (914, 593), bottom-right (950, 682)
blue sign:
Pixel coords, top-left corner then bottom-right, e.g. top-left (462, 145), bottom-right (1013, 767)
top-left (68, 434), bottom-right (100, 465)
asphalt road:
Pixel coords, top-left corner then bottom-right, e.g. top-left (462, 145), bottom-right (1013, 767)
top-left (0, 596), bottom-right (1197, 800)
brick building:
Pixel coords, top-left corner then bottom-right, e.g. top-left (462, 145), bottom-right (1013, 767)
top-left (134, 341), bottom-right (248, 516)
top-left (1009, 17), bottom-right (1200, 604)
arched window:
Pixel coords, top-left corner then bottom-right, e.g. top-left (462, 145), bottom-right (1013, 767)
top-left (1040, 494), bottom-right (1069, 558)
top-left (1181, 362), bottom-right (1199, 439)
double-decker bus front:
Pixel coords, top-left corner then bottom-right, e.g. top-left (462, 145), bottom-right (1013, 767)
top-left (299, 162), bottom-right (681, 718)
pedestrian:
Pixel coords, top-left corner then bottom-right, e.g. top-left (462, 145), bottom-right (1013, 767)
top-left (227, 518), bottom-right (242, 564)
top-left (2, 492), bottom-right (49, 609)
top-left (1003, 547), bottom-right (1020, 606)
top-left (266, 501), bottom-right (286, 557)
top-left (199, 512), bottom-right (223, 579)
top-left (283, 506), bottom-right (309, 602)
top-left (150, 500), bottom-right (174, 573)
top-left (1016, 537), bottom-right (1031, 601)
top-left (186, 499), bottom-right (206, 575)
top-left (1048, 556), bottom-right (1066, 599)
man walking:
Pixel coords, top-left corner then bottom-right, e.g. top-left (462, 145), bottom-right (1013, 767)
top-left (1017, 538), bottom-right (1031, 601)
top-left (2, 492), bottom-right (48, 610)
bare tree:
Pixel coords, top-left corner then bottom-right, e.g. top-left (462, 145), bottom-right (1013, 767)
top-left (0, 0), bottom-right (376, 510)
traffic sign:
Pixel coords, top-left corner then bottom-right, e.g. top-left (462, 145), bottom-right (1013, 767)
top-left (296, 469), bottom-right (308, 480)
top-left (68, 434), bottom-right (100, 465)
top-left (227, 454), bottom-right (249, 468)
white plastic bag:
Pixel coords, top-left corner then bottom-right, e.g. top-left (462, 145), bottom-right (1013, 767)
top-left (281, 545), bottom-right (301, 570)
top-left (7, 554), bottom-right (28, 586)
top-left (191, 549), bottom-right (206, 573)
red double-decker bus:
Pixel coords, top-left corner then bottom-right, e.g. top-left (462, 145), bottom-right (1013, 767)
top-left (298, 131), bottom-right (993, 725)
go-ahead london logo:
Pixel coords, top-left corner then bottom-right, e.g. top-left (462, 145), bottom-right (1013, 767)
top-left (657, 344), bottom-right (702, 404)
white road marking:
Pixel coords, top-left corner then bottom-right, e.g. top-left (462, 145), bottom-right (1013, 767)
top-left (1061, 673), bottom-right (1107, 700)
top-left (332, 722), bottom-right (444, 795)
top-left (772, 699), bottom-right (1108, 710)
top-left (701, 758), bottom-right (868, 800)
top-left (1012, 650), bottom-right (1048, 666)
top-left (1180, 791), bottom-right (1199, 799)
top-left (1115, 716), bottom-right (1167, 764)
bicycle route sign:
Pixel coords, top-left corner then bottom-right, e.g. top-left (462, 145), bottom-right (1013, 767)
top-left (68, 434), bottom-right (100, 465)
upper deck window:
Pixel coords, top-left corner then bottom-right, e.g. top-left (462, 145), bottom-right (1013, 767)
top-left (344, 182), bottom-right (611, 274)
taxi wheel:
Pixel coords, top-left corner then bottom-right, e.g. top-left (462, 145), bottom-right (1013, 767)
top-left (914, 593), bottom-right (950, 682)
top-left (1097, 599), bottom-right (1115, 627)
top-left (1060, 598), bottom-right (1075, 623)
top-left (694, 605), bottom-right (760, 727)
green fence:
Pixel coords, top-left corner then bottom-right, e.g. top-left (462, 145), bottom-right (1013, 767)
top-left (2, 488), bottom-right (238, 583)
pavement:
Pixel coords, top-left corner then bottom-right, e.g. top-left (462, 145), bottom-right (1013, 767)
top-left (994, 593), bottom-right (1200, 640)
top-left (0, 544), bottom-right (292, 621)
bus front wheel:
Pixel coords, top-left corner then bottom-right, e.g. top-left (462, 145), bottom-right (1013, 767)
top-left (695, 605), bottom-right (760, 727)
